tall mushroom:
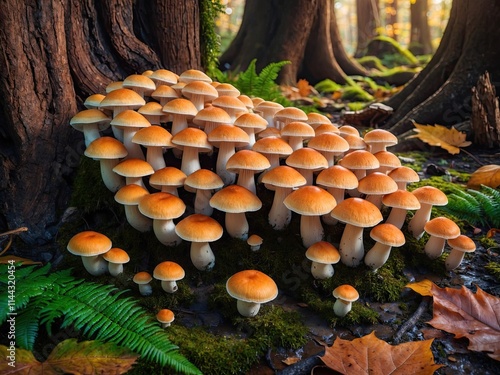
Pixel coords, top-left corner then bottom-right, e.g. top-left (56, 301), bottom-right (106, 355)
top-left (112, 158), bottom-right (154, 189)
top-left (382, 189), bottom-right (421, 229)
top-left (226, 150), bottom-right (270, 195)
top-left (226, 270), bottom-right (278, 317)
top-left (175, 214), bottom-right (223, 271)
top-left (110, 109), bottom-right (151, 160)
top-left (331, 198), bottom-right (383, 267)
top-left (171, 127), bottom-right (213, 176)
top-left (364, 224), bottom-right (405, 272)
top-left (70, 108), bottom-right (111, 147)
top-left (408, 186), bottom-right (448, 239)
top-left (423, 217), bottom-right (460, 259)
top-left (114, 184), bottom-right (152, 232)
top-left (285, 147), bottom-right (328, 186)
top-left (184, 169), bottom-right (224, 216)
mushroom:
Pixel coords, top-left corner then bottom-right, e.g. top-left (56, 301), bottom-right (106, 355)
top-left (193, 105), bottom-right (232, 135)
top-left (338, 149), bottom-right (380, 182)
top-left (357, 172), bottom-right (398, 209)
top-left (254, 101), bottom-right (284, 128)
top-left (233, 112), bottom-right (268, 149)
top-left (181, 80), bottom-right (219, 111)
top-left (285, 147), bottom-right (328, 186)
top-left (171, 127), bottom-right (213, 176)
top-left (445, 235), bottom-right (476, 270)
top-left (184, 169), bottom-right (224, 216)
top-left (260, 165), bottom-right (306, 230)
top-left (363, 129), bottom-right (398, 154)
top-left (151, 85), bottom-right (179, 107)
top-left (307, 132), bottom-right (350, 167)
top-left (153, 261), bottom-right (185, 293)
top-left (175, 214), bottom-right (223, 271)
top-left (408, 186), bottom-right (449, 239)
top-left (149, 167), bottom-right (187, 196)
top-left (247, 234), bottom-right (263, 251)
top-left (102, 248), bottom-right (130, 276)
top-left (209, 185), bottom-right (262, 240)
top-left (132, 125), bottom-right (173, 171)
top-left (280, 121), bottom-right (315, 151)
top-left (364, 223), bottom-right (405, 272)
top-left (226, 150), bottom-right (270, 195)
top-left (122, 74), bottom-right (156, 99)
top-left (226, 270), bottom-right (278, 317)
top-left (178, 69), bottom-right (212, 84)
top-left (133, 271), bottom-right (153, 296)
top-left (252, 136), bottom-right (293, 171)
top-left (138, 101), bottom-right (167, 125)
top-left (283, 186), bottom-right (337, 248)
top-left (112, 158), bottom-right (154, 189)
top-left (215, 82), bottom-right (240, 97)
top-left (138, 192), bottom-right (186, 246)
top-left (162, 98), bottom-right (198, 136)
top-left (373, 150), bottom-right (401, 174)
top-left (305, 241), bottom-right (340, 279)
top-left (156, 309), bottom-right (175, 328)
top-left (114, 184), bottom-right (152, 232)
top-left (70, 108), bottom-right (111, 147)
top-left (212, 95), bottom-right (248, 122)
top-left (110, 109), bottom-right (151, 160)
top-left (67, 231), bottom-right (112, 276)
top-left (332, 285), bottom-right (359, 317)
top-left (382, 189), bottom-right (421, 229)
top-left (388, 166), bottom-right (420, 190)
top-left (306, 112), bottom-right (333, 130)
top-left (274, 106), bottom-right (308, 131)
top-left (150, 69), bottom-right (178, 88)
top-left (84, 137), bottom-right (128, 192)
top-left (330, 198), bottom-right (383, 267)
top-left (423, 217), bottom-right (461, 259)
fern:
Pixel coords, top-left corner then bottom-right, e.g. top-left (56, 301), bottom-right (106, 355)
top-left (441, 185), bottom-right (500, 228)
top-left (0, 264), bottom-right (201, 375)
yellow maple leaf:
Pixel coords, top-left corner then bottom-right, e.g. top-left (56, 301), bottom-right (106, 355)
top-left (405, 279), bottom-right (434, 296)
top-left (407, 121), bottom-right (472, 155)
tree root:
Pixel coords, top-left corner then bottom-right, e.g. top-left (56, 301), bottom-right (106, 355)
top-left (392, 296), bottom-right (431, 344)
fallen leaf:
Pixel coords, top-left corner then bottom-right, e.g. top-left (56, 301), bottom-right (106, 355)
top-left (297, 79), bottom-right (312, 97)
top-left (282, 356), bottom-right (301, 365)
top-left (406, 279), bottom-right (434, 296)
top-left (407, 122), bottom-right (471, 155)
top-left (487, 228), bottom-right (500, 238)
top-left (0, 255), bottom-right (42, 265)
top-left (320, 331), bottom-right (442, 375)
top-left (427, 284), bottom-right (500, 361)
top-left (0, 339), bottom-right (138, 375)
top-left (466, 164), bottom-right (500, 189)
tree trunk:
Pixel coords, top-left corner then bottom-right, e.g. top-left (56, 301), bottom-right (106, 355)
top-left (219, 0), bottom-right (365, 86)
top-left (409, 0), bottom-right (433, 55)
top-left (471, 72), bottom-right (500, 148)
top-left (0, 0), bottom-right (202, 246)
top-left (383, 0), bottom-right (500, 137)
top-left (354, 0), bottom-right (379, 57)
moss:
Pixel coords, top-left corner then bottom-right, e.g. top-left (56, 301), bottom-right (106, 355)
top-left (341, 85), bottom-right (374, 102)
top-left (479, 236), bottom-right (498, 250)
top-left (199, 0), bottom-right (224, 75)
top-left (366, 35), bottom-right (420, 67)
top-left (485, 262), bottom-right (500, 282)
top-left (347, 102), bottom-right (368, 111)
top-left (356, 55), bottom-right (388, 71)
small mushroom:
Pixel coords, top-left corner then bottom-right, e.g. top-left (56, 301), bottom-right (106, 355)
top-left (408, 186), bottom-right (448, 239)
top-left (102, 247), bottom-right (130, 276)
top-left (156, 309), bottom-right (175, 328)
top-left (247, 234), bottom-right (263, 251)
top-left (445, 235), bottom-right (476, 270)
top-left (305, 241), bottom-right (340, 279)
top-left (153, 261), bottom-right (185, 293)
top-left (423, 217), bottom-right (461, 259)
top-left (364, 224), bottom-right (405, 272)
top-left (133, 272), bottom-right (153, 296)
top-left (332, 285), bottom-right (359, 317)
top-left (226, 270), bottom-right (278, 317)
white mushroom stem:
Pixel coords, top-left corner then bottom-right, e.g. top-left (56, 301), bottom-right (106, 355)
top-left (123, 128), bottom-right (146, 160)
top-left (339, 224), bottom-right (365, 267)
top-left (268, 187), bottom-right (293, 230)
top-left (125, 176), bottom-right (147, 189)
top-left (81, 255), bottom-right (108, 276)
top-left (323, 188), bottom-right (346, 225)
top-left (364, 242), bottom-right (392, 272)
top-left (385, 208), bottom-right (409, 229)
top-left (300, 215), bottom-right (324, 248)
top-left (236, 170), bottom-right (257, 195)
top-left (146, 146), bottom-right (166, 171)
top-left (408, 203), bottom-right (433, 239)
top-left (153, 219), bottom-right (182, 246)
top-left (333, 298), bottom-right (352, 317)
top-left (160, 321), bottom-right (172, 328)
top-left (124, 205), bottom-right (152, 232)
top-left (170, 114), bottom-right (189, 136)
top-left (242, 128), bottom-right (257, 149)
top-left (194, 190), bottom-right (214, 216)
top-left (82, 124), bottom-right (102, 147)
top-left (99, 159), bottom-right (125, 192)
top-left (160, 280), bottom-right (178, 293)
top-left (287, 136), bottom-right (304, 151)
top-left (236, 300), bottom-right (261, 317)
top-left (365, 194), bottom-right (384, 210)
top-left (180, 147), bottom-right (202, 176)
top-left (216, 143), bottom-right (237, 185)
top-left (190, 242), bottom-right (216, 271)
top-left (297, 168), bottom-right (314, 186)
top-left (445, 250), bottom-right (467, 271)
top-left (138, 283), bottom-right (153, 296)
top-left (263, 153), bottom-right (280, 170)
top-left (225, 212), bottom-right (249, 240)
top-left (108, 263), bottom-right (124, 277)
top-left (310, 262), bottom-right (334, 279)
top-left (424, 236), bottom-right (446, 259)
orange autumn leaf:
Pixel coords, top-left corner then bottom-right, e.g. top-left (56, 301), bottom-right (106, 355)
top-left (426, 283), bottom-right (500, 361)
top-left (407, 121), bottom-right (471, 155)
top-left (405, 279), bottom-right (434, 296)
top-left (297, 79), bottom-right (312, 97)
top-left (320, 331), bottom-right (442, 375)
top-left (466, 164), bottom-right (500, 189)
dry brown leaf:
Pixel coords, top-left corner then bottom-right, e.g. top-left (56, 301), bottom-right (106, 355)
top-left (0, 255), bottom-right (42, 265)
top-left (487, 228), bottom-right (500, 238)
top-left (466, 164), bottom-right (500, 189)
top-left (406, 279), bottom-right (434, 296)
top-left (297, 79), bottom-right (312, 97)
top-left (407, 122), bottom-right (471, 155)
top-left (320, 331), bottom-right (442, 375)
top-left (409, 280), bottom-right (500, 361)
top-left (282, 356), bottom-right (301, 366)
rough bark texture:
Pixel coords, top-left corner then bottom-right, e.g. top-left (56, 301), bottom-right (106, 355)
top-left (0, 0), bottom-right (201, 246)
top-left (354, 0), bottom-right (379, 57)
top-left (471, 72), bottom-right (500, 148)
top-left (383, 0), bottom-right (500, 136)
top-left (409, 0), bottom-right (433, 55)
top-left (219, 0), bottom-right (365, 86)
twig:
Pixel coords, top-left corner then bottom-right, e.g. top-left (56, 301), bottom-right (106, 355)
top-left (0, 227), bottom-right (28, 256)
top-left (392, 296), bottom-right (431, 344)
top-left (460, 148), bottom-right (485, 166)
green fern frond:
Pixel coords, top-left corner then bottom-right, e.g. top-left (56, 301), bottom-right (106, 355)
top-left (14, 305), bottom-right (40, 350)
top-left (235, 59), bottom-right (258, 96)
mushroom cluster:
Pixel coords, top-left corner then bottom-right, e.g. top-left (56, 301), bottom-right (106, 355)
top-left (67, 67), bottom-right (474, 320)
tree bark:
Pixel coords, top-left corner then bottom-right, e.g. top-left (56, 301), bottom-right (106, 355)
top-left (0, 0), bottom-right (202, 246)
top-left (383, 0), bottom-right (500, 136)
top-left (409, 0), bottom-right (433, 55)
top-left (471, 72), bottom-right (500, 148)
top-left (354, 0), bottom-right (379, 57)
top-left (219, 0), bottom-right (365, 86)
